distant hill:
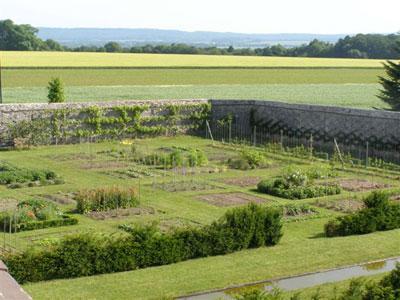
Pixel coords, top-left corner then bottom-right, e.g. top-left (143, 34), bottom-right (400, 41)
top-left (37, 27), bottom-right (346, 48)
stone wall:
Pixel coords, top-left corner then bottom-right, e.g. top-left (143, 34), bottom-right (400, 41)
top-left (210, 100), bottom-right (400, 147)
top-left (0, 99), bottom-right (209, 146)
top-left (2, 99), bottom-right (400, 149)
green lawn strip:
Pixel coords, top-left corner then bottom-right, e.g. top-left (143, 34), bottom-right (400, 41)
top-left (23, 220), bottom-right (400, 299)
top-left (2, 84), bottom-right (386, 109)
top-left (3, 68), bottom-right (383, 88)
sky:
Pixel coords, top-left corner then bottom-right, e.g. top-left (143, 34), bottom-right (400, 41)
top-left (1, 0), bottom-right (399, 34)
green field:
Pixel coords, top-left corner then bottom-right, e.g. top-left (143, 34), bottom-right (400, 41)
top-left (0, 136), bottom-right (398, 299)
top-left (0, 51), bottom-right (389, 108)
top-left (3, 68), bottom-right (384, 87)
top-left (3, 84), bottom-right (386, 109)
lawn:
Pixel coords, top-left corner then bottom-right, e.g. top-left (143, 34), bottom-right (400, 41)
top-left (1, 51), bottom-right (389, 68)
top-left (0, 136), bottom-right (398, 299)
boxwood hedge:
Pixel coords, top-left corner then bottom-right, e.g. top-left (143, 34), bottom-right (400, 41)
top-left (3, 203), bottom-right (283, 283)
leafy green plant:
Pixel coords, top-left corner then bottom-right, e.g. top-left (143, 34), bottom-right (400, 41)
top-left (0, 161), bottom-right (61, 188)
top-left (229, 149), bottom-right (270, 170)
top-left (75, 186), bottom-right (139, 214)
top-left (257, 170), bottom-right (341, 200)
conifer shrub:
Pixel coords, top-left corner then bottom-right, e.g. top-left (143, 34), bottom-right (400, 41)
top-left (325, 191), bottom-right (400, 237)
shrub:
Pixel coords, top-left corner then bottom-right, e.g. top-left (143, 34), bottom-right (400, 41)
top-left (257, 176), bottom-right (341, 200)
top-left (229, 149), bottom-right (270, 170)
top-left (142, 148), bottom-right (208, 168)
top-left (47, 77), bottom-right (65, 103)
top-left (4, 204), bottom-right (283, 283)
top-left (75, 187), bottom-right (139, 214)
top-left (325, 191), bottom-right (400, 237)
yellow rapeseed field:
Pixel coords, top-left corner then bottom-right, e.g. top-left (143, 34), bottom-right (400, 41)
top-left (0, 51), bottom-right (387, 68)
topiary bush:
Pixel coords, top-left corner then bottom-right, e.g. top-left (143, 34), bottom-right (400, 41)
top-left (325, 191), bottom-right (400, 237)
top-left (4, 203), bottom-right (282, 283)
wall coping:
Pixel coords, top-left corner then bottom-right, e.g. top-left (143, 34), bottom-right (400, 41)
top-left (0, 99), bottom-right (209, 113)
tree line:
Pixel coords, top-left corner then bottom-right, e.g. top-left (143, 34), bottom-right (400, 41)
top-left (1, 19), bottom-right (400, 59)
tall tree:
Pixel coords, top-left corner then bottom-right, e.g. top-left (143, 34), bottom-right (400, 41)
top-left (378, 42), bottom-right (400, 110)
top-left (0, 19), bottom-right (63, 51)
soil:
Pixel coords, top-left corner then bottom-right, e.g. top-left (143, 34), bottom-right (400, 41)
top-left (154, 181), bottom-right (217, 192)
top-left (390, 195), bottom-right (400, 203)
top-left (197, 192), bottom-right (267, 207)
top-left (314, 199), bottom-right (365, 213)
top-left (0, 199), bottom-right (18, 212)
top-left (42, 193), bottom-right (76, 205)
top-left (44, 153), bottom-right (95, 161)
top-left (85, 207), bottom-right (155, 220)
top-left (79, 161), bottom-right (128, 170)
top-left (222, 177), bottom-right (261, 187)
top-left (334, 179), bottom-right (390, 192)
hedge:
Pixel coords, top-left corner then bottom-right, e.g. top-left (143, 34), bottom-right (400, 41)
top-left (1, 215), bottom-right (78, 232)
top-left (3, 203), bottom-right (283, 283)
top-left (325, 191), bottom-right (400, 237)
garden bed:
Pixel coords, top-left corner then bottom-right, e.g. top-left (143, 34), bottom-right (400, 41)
top-left (153, 181), bottom-right (218, 192)
top-left (0, 199), bottom-right (78, 232)
top-left (197, 192), bottom-right (267, 207)
top-left (0, 199), bottom-right (18, 212)
top-left (42, 193), bottom-right (76, 205)
top-left (221, 176), bottom-right (261, 187)
top-left (314, 199), bottom-right (365, 213)
top-left (333, 179), bottom-right (390, 192)
top-left (86, 207), bottom-right (155, 220)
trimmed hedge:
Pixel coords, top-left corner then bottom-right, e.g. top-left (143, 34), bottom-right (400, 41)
top-left (4, 215), bottom-right (78, 232)
top-left (325, 191), bottom-right (400, 237)
top-left (3, 203), bottom-right (283, 283)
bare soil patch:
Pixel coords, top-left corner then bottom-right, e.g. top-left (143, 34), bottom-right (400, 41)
top-left (42, 193), bottom-right (76, 205)
top-left (86, 207), bottom-right (155, 220)
top-left (44, 153), bottom-right (95, 161)
top-left (154, 181), bottom-right (217, 192)
top-left (79, 161), bottom-right (128, 170)
top-left (222, 177), bottom-right (261, 187)
top-left (314, 199), bottom-right (365, 213)
top-left (0, 199), bottom-right (18, 212)
top-left (333, 179), bottom-right (390, 192)
top-left (197, 192), bottom-right (267, 207)
top-left (390, 195), bottom-right (400, 203)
